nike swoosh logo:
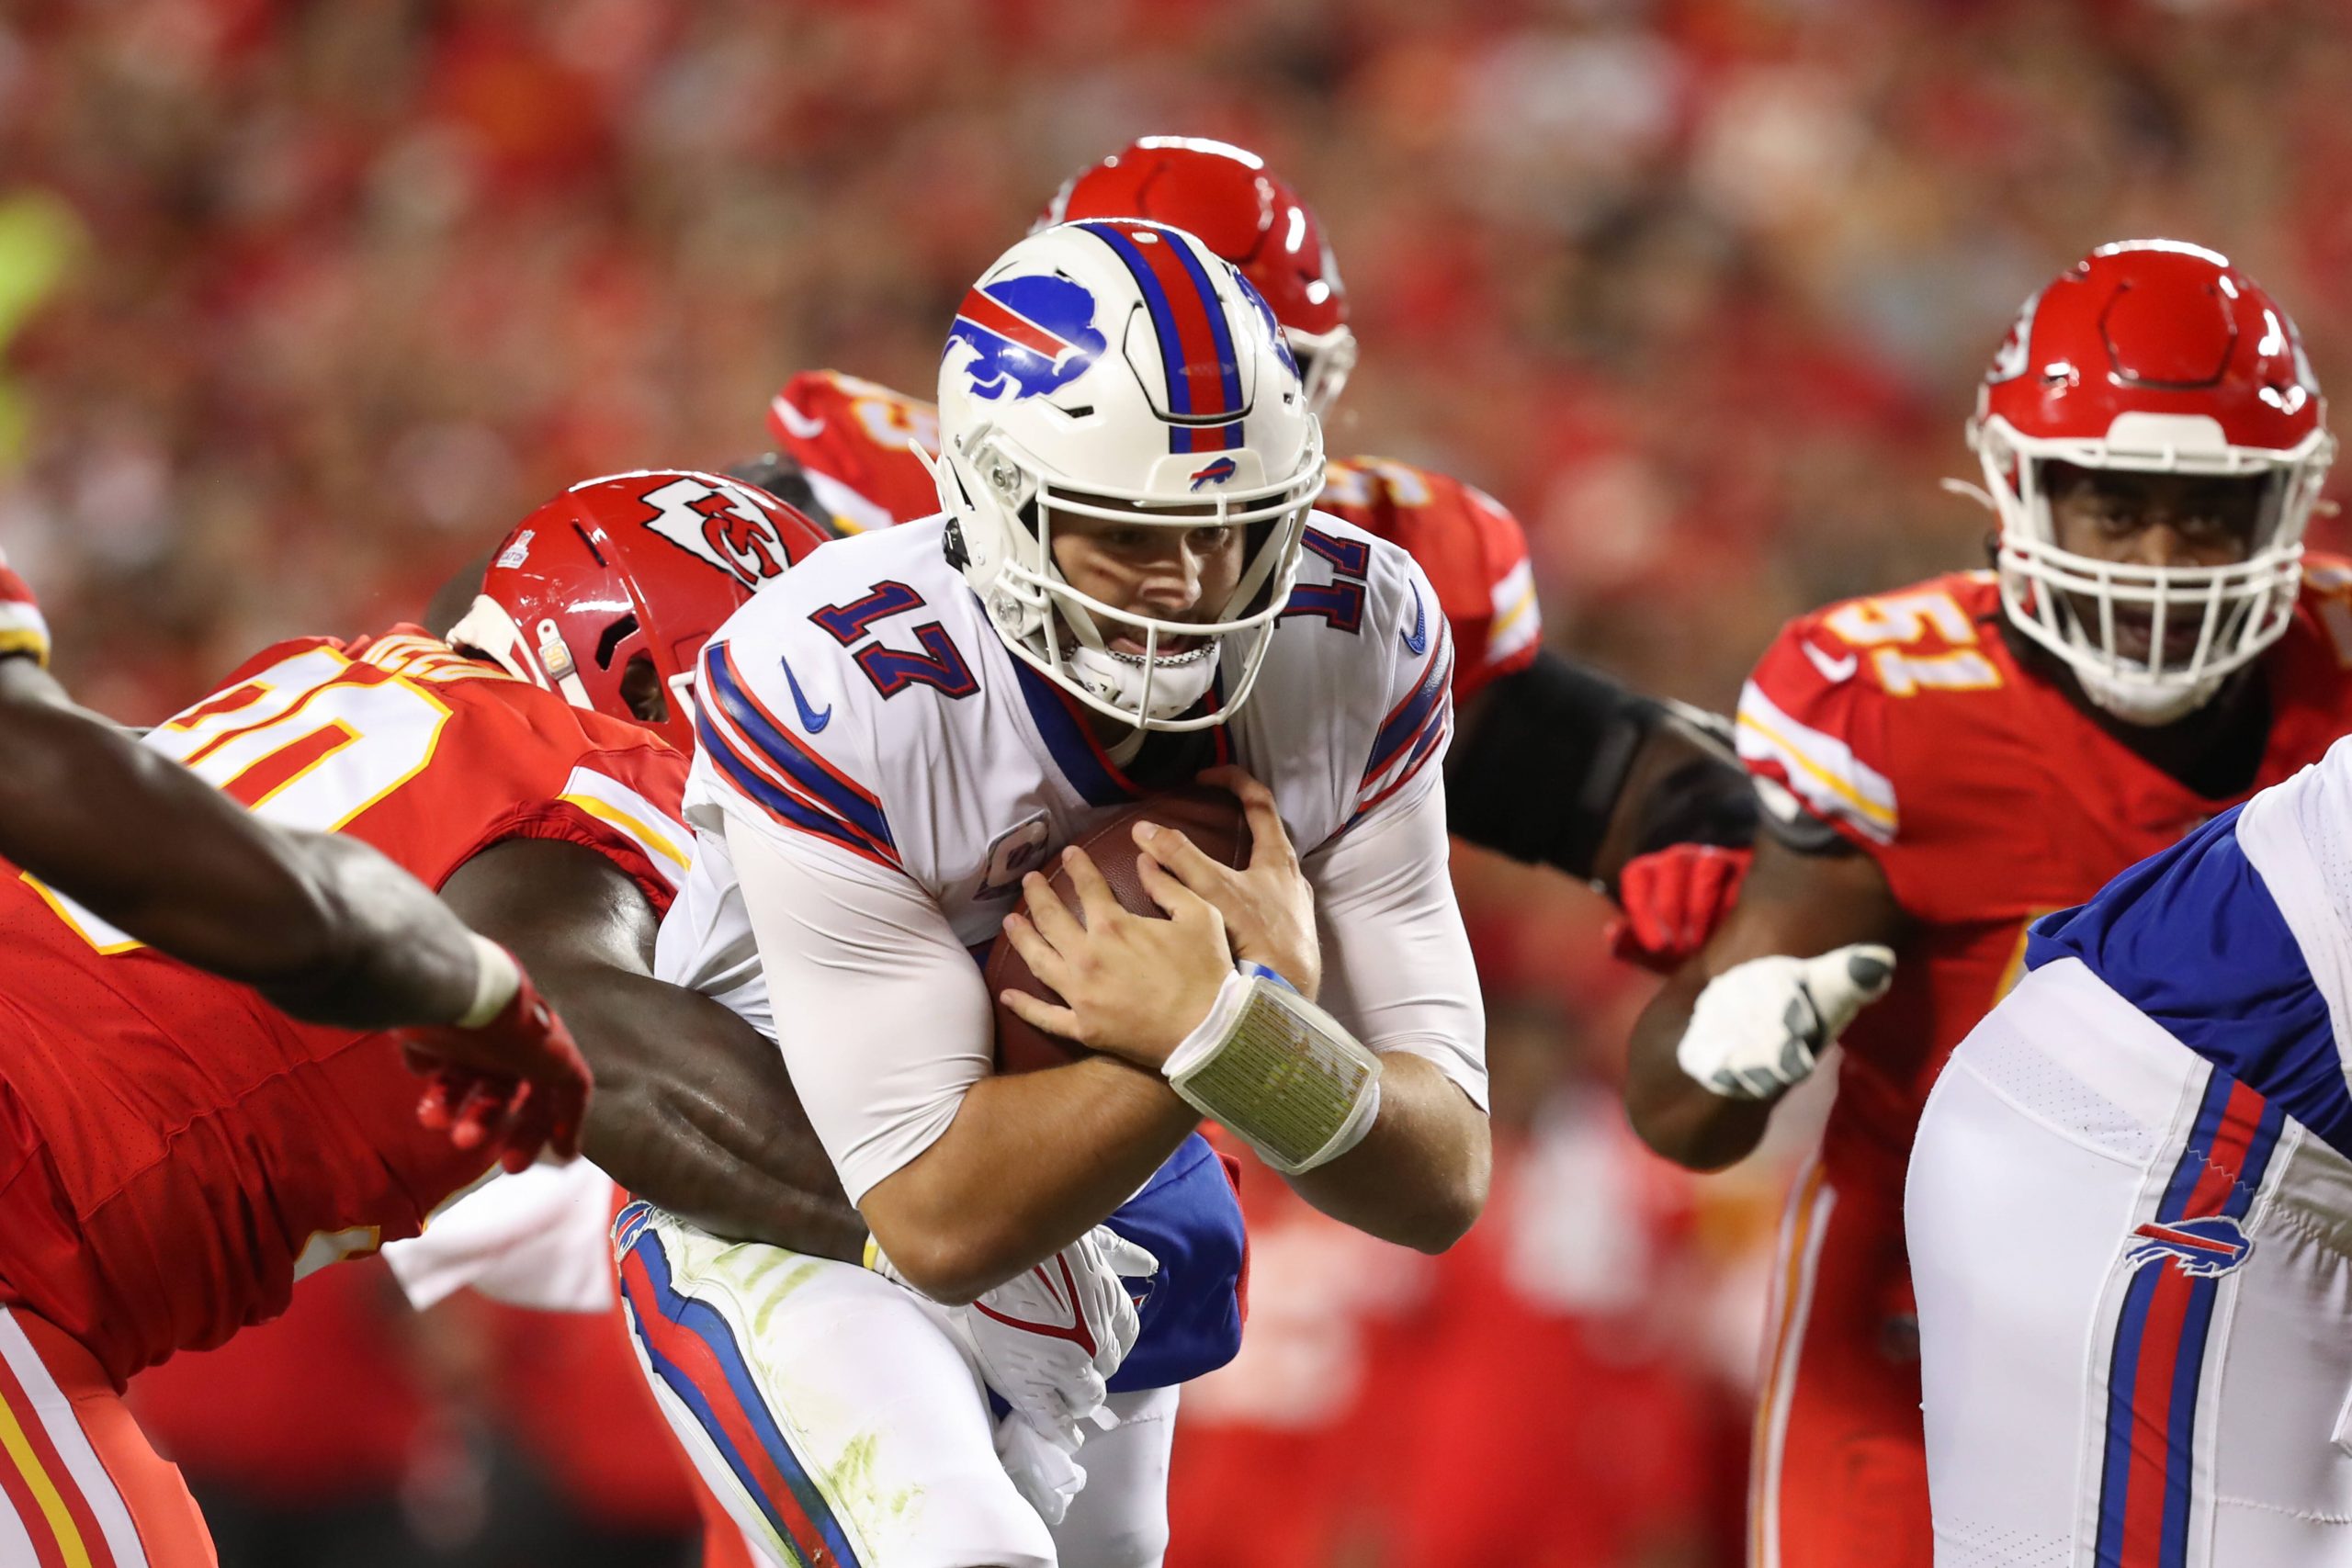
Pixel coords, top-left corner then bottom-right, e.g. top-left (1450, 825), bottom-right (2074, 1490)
top-left (1401, 583), bottom-right (1428, 656)
top-left (779, 654), bottom-right (831, 732)
top-left (1801, 641), bottom-right (1858, 682)
top-left (769, 394), bottom-right (825, 441)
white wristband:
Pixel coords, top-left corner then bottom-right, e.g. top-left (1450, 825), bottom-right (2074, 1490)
top-left (458, 933), bottom-right (522, 1029)
top-left (1164, 966), bottom-right (1383, 1175)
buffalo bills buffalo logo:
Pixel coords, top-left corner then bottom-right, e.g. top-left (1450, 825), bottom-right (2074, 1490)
top-left (1189, 457), bottom-right (1238, 491)
top-left (945, 275), bottom-right (1106, 401)
top-left (2125, 1215), bottom-right (2253, 1279)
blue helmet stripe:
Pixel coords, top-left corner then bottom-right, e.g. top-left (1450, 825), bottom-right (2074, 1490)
top-left (1162, 226), bottom-right (1245, 424)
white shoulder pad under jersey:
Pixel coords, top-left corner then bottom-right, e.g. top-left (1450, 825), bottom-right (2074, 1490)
top-left (659, 514), bottom-right (1453, 1013)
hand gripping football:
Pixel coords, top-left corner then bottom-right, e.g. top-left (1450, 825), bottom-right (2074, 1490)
top-left (985, 786), bottom-right (1251, 1074)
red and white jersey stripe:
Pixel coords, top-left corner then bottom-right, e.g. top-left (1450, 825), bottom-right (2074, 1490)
top-left (0, 546), bottom-right (51, 666)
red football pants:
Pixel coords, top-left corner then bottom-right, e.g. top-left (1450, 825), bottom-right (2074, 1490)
top-left (1747, 1158), bottom-right (1932, 1568)
top-left (0, 1303), bottom-right (215, 1567)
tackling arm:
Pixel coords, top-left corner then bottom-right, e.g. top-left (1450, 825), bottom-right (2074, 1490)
top-left (0, 657), bottom-right (496, 1032)
top-left (1623, 828), bottom-right (1906, 1170)
top-left (1446, 648), bottom-right (1757, 893)
top-left (435, 837), bottom-right (867, 1261)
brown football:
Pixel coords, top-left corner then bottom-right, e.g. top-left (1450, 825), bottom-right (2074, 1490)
top-left (986, 786), bottom-right (1252, 1075)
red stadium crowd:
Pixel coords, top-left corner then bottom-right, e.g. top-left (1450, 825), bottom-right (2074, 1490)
top-left (6, 0), bottom-right (2352, 1562)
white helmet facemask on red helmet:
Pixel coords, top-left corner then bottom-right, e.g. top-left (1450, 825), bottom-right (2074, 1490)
top-left (931, 220), bottom-right (1324, 732)
top-left (1973, 418), bottom-right (2331, 724)
top-left (1287, 320), bottom-right (1357, 420)
top-left (1968, 243), bottom-right (2337, 726)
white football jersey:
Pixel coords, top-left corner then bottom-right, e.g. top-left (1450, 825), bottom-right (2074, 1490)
top-left (2025, 731), bottom-right (2352, 1156)
top-left (654, 513), bottom-right (1483, 1201)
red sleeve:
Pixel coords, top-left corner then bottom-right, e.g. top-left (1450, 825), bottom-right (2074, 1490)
top-left (1457, 479), bottom-right (1542, 692)
top-left (1318, 458), bottom-right (1543, 702)
top-left (1735, 578), bottom-right (2029, 910)
top-left (451, 740), bottom-right (693, 919)
top-left (1735, 608), bottom-right (1903, 853)
top-left (766, 371), bottom-right (942, 533)
top-left (0, 547), bottom-right (49, 664)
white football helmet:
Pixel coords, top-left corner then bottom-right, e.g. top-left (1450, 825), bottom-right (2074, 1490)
top-left (931, 220), bottom-right (1324, 731)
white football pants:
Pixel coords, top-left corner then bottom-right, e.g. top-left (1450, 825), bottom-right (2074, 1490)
top-left (1907, 957), bottom-right (2352, 1568)
top-left (614, 1201), bottom-right (1177, 1568)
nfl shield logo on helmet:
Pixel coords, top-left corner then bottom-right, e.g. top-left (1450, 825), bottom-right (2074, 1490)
top-left (945, 275), bottom-right (1107, 401)
top-left (1188, 457), bottom-right (1238, 491)
top-left (2125, 1215), bottom-right (2253, 1278)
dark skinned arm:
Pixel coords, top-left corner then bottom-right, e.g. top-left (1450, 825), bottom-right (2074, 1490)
top-left (0, 657), bottom-right (490, 1030)
top-left (1446, 649), bottom-right (1757, 896)
top-left (435, 836), bottom-right (867, 1263)
top-left (1585, 703), bottom-right (1754, 891)
top-left (1623, 829), bottom-right (1906, 1170)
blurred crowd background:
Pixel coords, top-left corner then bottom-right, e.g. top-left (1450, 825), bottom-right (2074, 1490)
top-left (6, 0), bottom-right (2350, 1562)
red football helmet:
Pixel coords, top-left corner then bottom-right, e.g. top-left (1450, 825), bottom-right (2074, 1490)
top-left (1039, 136), bottom-right (1356, 414)
top-left (1972, 240), bottom-right (2335, 721)
top-left (448, 469), bottom-right (832, 753)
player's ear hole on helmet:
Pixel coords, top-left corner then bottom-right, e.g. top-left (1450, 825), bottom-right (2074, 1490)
top-left (594, 615), bottom-right (640, 669)
top-left (619, 654), bottom-right (668, 725)
top-left (2041, 460), bottom-right (2273, 563)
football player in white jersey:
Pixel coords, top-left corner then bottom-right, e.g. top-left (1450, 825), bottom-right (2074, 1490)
top-left (632, 220), bottom-right (1488, 1568)
top-left (1907, 736), bottom-right (2352, 1564)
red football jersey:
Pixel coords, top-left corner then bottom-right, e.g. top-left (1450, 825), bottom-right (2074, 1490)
top-left (0, 629), bottom-right (692, 1386)
top-left (765, 370), bottom-right (944, 536)
top-left (1315, 457), bottom-right (1542, 702)
top-left (1736, 565), bottom-right (2352, 1187)
top-left (764, 370), bottom-right (1544, 700)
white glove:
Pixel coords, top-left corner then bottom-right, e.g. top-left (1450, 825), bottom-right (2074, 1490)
top-left (993, 1403), bottom-right (1093, 1526)
top-left (1677, 944), bottom-right (1895, 1100)
top-left (946, 1226), bottom-right (1158, 1438)
top-left (872, 1225), bottom-right (1157, 1438)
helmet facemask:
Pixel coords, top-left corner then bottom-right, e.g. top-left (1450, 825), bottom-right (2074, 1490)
top-left (937, 414), bottom-right (1323, 730)
top-left (1287, 324), bottom-right (1357, 418)
top-left (1976, 413), bottom-right (2335, 724)
top-left (936, 221), bottom-right (1327, 734)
